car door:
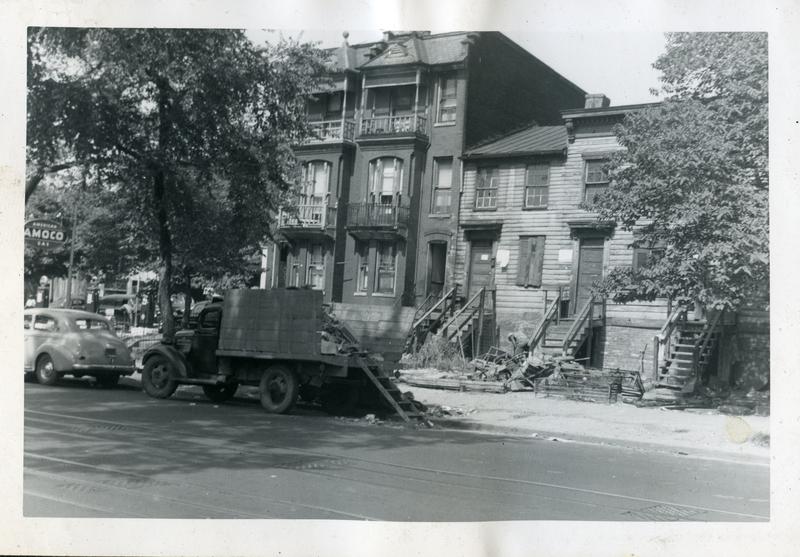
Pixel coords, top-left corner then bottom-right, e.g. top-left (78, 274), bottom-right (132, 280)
top-left (28, 313), bottom-right (58, 367)
top-left (23, 313), bottom-right (34, 371)
top-left (189, 307), bottom-right (222, 377)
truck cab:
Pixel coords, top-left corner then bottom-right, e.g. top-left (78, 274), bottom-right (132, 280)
top-left (174, 303), bottom-right (223, 378)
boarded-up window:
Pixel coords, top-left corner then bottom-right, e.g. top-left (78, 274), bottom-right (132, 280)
top-left (516, 236), bottom-right (545, 287)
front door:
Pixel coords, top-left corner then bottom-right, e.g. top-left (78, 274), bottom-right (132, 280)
top-left (574, 237), bottom-right (604, 313)
top-left (468, 240), bottom-right (493, 299)
top-left (427, 242), bottom-right (447, 297)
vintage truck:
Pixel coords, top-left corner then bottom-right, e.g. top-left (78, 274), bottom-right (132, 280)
top-left (140, 288), bottom-right (420, 420)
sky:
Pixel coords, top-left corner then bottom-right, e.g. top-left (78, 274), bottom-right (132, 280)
top-left (254, 29), bottom-right (667, 106)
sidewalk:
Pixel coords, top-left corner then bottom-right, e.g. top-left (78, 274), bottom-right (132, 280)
top-left (404, 385), bottom-right (770, 463)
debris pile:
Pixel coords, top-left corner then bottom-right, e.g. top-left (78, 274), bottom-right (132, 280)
top-left (319, 306), bottom-right (364, 355)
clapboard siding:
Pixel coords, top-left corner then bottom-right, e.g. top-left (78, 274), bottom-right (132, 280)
top-left (456, 133), bottom-right (672, 348)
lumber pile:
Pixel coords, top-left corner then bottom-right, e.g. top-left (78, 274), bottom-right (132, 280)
top-left (533, 369), bottom-right (625, 404)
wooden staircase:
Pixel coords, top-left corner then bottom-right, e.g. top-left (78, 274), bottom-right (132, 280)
top-left (529, 292), bottom-right (604, 359)
top-left (439, 287), bottom-right (494, 359)
top-left (404, 286), bottom-right (458, 353)
top-left (655, 310), bottom-right (722, 394)
top-left (354, 356), bottom-right (425, 422)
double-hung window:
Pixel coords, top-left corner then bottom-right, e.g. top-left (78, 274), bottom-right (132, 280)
top-left (306, 244), bottom-right (325, 289)
top-left (632, 236), bottom-right (666, 272)
top-left (525, 164), bottom-right (549, 209)
top-left (437, 76), bottom-right (457, 123)
top-left (431, 157), bottom-right (453, 214)
top-left (302, 161), bottom-right (330, 224)
top-left (369, 157), bottom-right (404, 205)
top-left (475, 167), bottom-right (498, 210)
top-left (584, 159), bottom-right (609, 207)
top-left (375, 242), bottom-right (396, 294)
top-left (356, 242), bottom-right (370, 293)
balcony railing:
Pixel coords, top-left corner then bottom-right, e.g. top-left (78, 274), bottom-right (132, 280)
top-left (346, 202), bottom-right (410, 229)
top-left (279, 203), bottom-right (337, 229)
top-left (359, 114), bottom-right (428, 137)
top-left (306, 119), bottom-right (356, 143)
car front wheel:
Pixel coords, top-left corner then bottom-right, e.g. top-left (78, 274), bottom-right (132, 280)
top-left (142, 355), bottom-right (179, 399)
top-left (35, 354), bottom-right (58, 386)
top-left (259, 365), bottom-right (298, 414)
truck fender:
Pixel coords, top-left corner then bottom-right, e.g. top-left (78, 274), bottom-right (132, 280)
top-left (141, 344), bottom-right (189, 379)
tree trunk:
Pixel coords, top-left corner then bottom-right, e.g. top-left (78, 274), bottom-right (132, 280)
top-left (183, 267), bottom-right (192, 329)
top-left (155, 75), bottom-right (175, 341)
top-left (155, 169), bottom-right (174, 341)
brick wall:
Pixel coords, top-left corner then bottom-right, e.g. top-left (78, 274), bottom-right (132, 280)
top-left (598, 324), bottom-right (658, 373)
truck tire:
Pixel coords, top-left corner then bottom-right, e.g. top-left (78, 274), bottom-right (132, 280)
top-left (35, 354), bottom-right (58, 386)
top-left (259, 365), bottom-right (298, 414)
top-left (202, 383), bottom-right (238, 403)
top-left (142, 355), bottom-right (179, 399)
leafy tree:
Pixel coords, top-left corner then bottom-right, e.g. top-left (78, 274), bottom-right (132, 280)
top-left (28, 28), bottom-right (328, 338)
top-left (595, 33), bottom-right (768, 311)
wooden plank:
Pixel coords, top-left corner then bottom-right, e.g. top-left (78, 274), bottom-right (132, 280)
top-left (354, 357), bottom-right (412, 422)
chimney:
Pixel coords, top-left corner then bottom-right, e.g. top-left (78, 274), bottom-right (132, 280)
top-left (585, 94), bottom-right (611, 109)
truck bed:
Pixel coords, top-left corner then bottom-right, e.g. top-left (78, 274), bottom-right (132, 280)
top-left (217, 289), bottom-right (323, 357)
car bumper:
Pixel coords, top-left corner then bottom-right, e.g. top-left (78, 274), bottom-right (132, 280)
top-left (71, 364), bottom-right (136, 375)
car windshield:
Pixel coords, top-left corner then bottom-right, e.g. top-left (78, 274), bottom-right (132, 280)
top-left (74, 318), bottom-right (110, 331)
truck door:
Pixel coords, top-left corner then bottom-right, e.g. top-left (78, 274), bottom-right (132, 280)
top-left (189, 307), bottom-right (222, 377)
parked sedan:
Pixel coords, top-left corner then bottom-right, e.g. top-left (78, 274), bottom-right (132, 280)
top-left (24, 308), bottom-right (136, 387)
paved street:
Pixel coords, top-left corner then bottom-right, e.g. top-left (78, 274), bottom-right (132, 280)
top-left (24, 378), bottom-right (769, 521)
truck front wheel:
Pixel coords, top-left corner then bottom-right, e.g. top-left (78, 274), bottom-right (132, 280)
top-left (259, 365), bottom-right (298, 414)
top-left (142, 355), bottom-right (179, 399)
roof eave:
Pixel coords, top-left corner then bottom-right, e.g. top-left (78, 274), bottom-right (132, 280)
top-left (461, 148), bottom-right (566, 161)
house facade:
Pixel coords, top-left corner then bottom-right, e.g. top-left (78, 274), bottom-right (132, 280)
top-left (453, 94), bottom-right (769, 391)
top-left (260, 31), bottom-right (586, 361)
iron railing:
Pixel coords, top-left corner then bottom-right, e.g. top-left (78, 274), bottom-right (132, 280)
top-left (279, 203), bottom-right (337, 229)
top-left (359, 114), bottom-right (428, 136)
top-left (346, 202), bottom-right (410, 229)
top-left (306, 119), bottom-right (356, 143)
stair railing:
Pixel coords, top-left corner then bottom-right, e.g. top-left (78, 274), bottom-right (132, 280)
top-left (561, 294), bottom-right (600, 356)
top-left (404, 286), bottom-right (459, 354)
top-left (528, 291), bottom-right (561, 353)
top-left (652, 302), bottom-right (688, 381)
top-left (692, 309), bottom-right (723, 376)
top-left (441, 287), bottom-right (485, 341)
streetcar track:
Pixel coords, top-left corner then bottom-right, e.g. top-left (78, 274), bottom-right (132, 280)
top-left (25, 425), bottom-right (620, 518)
top-left (25, 409), bottom-right (768, 520)
top-left (25, 452), bottom-right (379, 521)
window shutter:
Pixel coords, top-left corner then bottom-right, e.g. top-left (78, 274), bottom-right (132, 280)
top-left (323, 162), bottom-right (330, 193)
top-left (516, 237), bottom-right (532, 286)
top-left (530, 237), bottom-right (545, 287)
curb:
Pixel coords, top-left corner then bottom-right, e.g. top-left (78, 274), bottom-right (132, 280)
top-left (429, 416), bottom-right (770, 466)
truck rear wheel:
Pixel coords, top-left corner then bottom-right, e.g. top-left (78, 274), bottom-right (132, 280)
top-left (259, 365), bottom-right (298, 414)
top-left (142, 355), bottom-right (179, 399)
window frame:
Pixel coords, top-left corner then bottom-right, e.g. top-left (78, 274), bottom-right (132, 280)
top-left (368, 157), bottom-right (404, 205)
top-left (631, 237), bottom-right (666, 272)
top-left (355, 241), bottom-right (370, 294)
top-left (524, 163), bottom-right (550, 209)
top-left (583, 159), bottom-right (610, 207)
top-left (374, 241), bottom-right (397, 295)
top-left (305, 243), bottom-right (325, 290)
top-left (431, 157), bottom-right (454, 215)
top-left (33, 314), bottom-right (57, 332)
top-left (474, 167), bottom-right (499, 210)
top-left (436, 75), bottom-right (458, 124)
